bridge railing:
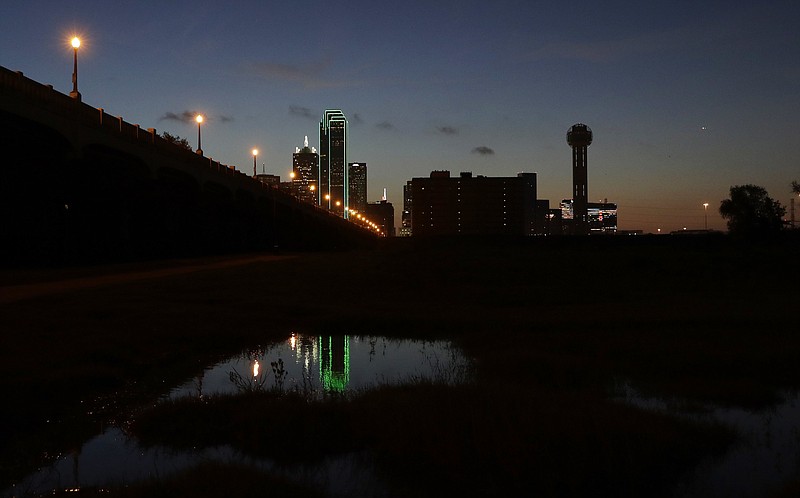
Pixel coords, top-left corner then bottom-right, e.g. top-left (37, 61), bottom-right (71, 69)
top-left (1, 65), bottom-right (241, 173)
top-left (1, 65), bottom-right (377, 237)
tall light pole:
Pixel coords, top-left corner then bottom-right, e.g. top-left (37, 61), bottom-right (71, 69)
top-left (69, 37), bottom-right (81, 101)
top-left (252, 148), bottom-right (258, 177)
top-left (703, 202), bottom-right (709, 230)
top-left (195, 115), bottom-right (204, 155)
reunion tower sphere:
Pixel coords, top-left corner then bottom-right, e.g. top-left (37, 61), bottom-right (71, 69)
top-left (567, 123), bottom-right (592, 147)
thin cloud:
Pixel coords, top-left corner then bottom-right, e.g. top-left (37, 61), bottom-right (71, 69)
top-left (376, 121), bottom-right (394, 131)
top-left (437, 126), bottom-right (459, 135)
top-left (527, 25), bottom-right (712, 63)
top-left (472, 146), bottom-right (495, 156)
top-left (246, 60), bottom-right (362, 89)
top-left (249, 61), bottom-right (319, 83)
top-left (158, 111), bottom-right (196, 124)
top-left (289, 105), bottom-right (316, 119)
top-left (158, 111), bottom-right (232, 124)
top-left (351, 113), bottom-right (364, 125)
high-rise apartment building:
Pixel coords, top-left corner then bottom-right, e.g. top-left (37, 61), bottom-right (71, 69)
top-left (348, 162), bottom-right (367, 214)
top-left (319, 110), bottom-right (348, 217)
top-left (410, 171), bottom-right (537, 237)
top-left (293, 136), bottom-right (318, 205)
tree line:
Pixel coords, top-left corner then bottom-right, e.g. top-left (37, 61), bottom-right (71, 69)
top-left (719, 181), bottom-right (799, 237)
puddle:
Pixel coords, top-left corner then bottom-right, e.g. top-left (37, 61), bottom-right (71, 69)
top-left (169, 334), bottom-right (471, 399)
top-left (615, 381), bottom-right (800, 497)
top-left (3, 334), bottom-right (470, 496)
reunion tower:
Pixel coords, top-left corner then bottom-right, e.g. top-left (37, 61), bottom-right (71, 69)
top-left (567, 123), bottom-right (592, 235)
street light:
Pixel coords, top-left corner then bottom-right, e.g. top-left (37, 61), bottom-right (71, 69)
top-left (195, 115), bottom-right (204, 155)
top-left (69, 37), bottom-right (81, 101)
top-left (252, 148), bottom-right (258, 177)
top-left (703, 202), bottom-right (709, 230)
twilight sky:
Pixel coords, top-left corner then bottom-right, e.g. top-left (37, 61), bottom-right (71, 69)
top-left (2, 0), bottom-right (798, 232)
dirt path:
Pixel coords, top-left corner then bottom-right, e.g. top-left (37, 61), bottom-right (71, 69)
top-left (0, 254), bottom-right (294, 304)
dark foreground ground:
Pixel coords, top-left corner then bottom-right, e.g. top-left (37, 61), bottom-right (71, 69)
top-left (1, 235), bottom-right (799, 497)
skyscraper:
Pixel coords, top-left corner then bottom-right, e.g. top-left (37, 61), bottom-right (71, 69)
top-left (348, 162), bottom-right (367, 214)
top-left (293, 135), bottom-right (318, 205)
top-left (366, 199), bottom-right (395, 237)
top-left (400, 180), bottom-right (413, 237)
top-left (319, 110), bottom-right (348, 217)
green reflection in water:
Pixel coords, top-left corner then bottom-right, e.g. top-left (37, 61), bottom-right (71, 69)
top-left (318, 335), bottom-right (350, 393)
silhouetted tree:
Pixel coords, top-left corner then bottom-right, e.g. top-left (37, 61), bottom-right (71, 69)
top-left (719, 184), bottom-right (785, 237)
top-left (792, 180), bottom-right (800, 195)
top-left (161, 131), bottom-right (191, 151)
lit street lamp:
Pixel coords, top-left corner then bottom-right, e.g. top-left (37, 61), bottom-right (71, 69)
top-left (69, 37), bottom-right (81, 101)
top-left (252, 148), bottom-right (258, 177)
top-left (703, 202), bottom-right (709, 230)
top-left (195, 115), bottom-right (204, 155)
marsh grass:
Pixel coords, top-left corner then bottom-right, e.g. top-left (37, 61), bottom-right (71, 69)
top-left (127, 379), bottom-right (736, 497)
top-left (130, 391), bottom-right (358, 463)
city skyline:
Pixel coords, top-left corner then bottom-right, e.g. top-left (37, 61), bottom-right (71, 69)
top-left (1, 1), bottom-right (798, 232)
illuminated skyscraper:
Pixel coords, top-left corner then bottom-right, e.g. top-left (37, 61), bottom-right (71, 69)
top-left (293, 136), bottom-right (318, 204)
top-left (319, 110), bottom-right (348, 216)
top-left (348, 162), bottom-right (367, 213)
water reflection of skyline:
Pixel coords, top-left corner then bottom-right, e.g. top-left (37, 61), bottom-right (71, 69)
top-left (287, 334), bottom-right (350, 393)
top-left (178, 333), bottom-right (466, 400)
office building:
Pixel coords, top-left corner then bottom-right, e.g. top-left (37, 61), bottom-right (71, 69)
top-left (560, 199), bottom-right (618, 233)
top-left (366, 199), bottom-right (395, 237)
top-left (348, 162), bottom-right (367, 214)
top-left (292, 136), bottom-right (318, 205)
top-left (319, 110), bottom-right (348, 217)
top-left (399, 180), bottom-right (412, 237)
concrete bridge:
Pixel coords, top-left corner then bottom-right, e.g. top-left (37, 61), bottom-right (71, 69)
top-left (0, 66), bottom-right (376, 265)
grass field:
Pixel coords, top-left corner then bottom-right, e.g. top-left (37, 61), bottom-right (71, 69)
top-left (1, 235), bottom-right (798, 496)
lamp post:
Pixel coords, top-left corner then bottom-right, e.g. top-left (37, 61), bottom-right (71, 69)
top-left (703, 202), bottom-right (709, 230)
top-left (69, 37), bottom-right (81, 101)
top-left (252, 148), bottom-right (258, 177)
top-left (195, 115), bottom-right (204, 155)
